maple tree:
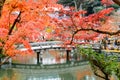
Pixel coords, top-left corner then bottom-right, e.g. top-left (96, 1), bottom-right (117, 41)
top-left (52, 8), bottom-right (119, 45)
top-left (0, 0), bottom-right (63, 65)
top-left (54, 0), bottom-right (120, 45)
top-left (55, 0), bottom-right (120, 79)
top-left (0, 0), bottom-right (119, 65)
top-left (0, 0), bottom-right (120, 80)
top-left (0, 0), bottom-right (119, 79)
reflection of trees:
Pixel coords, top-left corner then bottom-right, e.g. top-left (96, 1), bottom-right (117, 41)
top-left (7, 69), bottom-right (14, 79)
top-left (59, 73), bottom-right (76, 80)
top-left (73, 49), bottom-right (82, 61)
top-left (0, 69), bottom-right (14, 80)
top-left (0, 69), bottom-right (5, 78)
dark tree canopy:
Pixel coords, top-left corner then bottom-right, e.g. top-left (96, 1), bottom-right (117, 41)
top-left (58, 0), bottom-right (119, 15)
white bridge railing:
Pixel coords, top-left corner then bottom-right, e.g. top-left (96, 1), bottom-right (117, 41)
top-left (17, 41), bottom-right (101, 51)
top-left (17, 41), bottom-right (64, 51)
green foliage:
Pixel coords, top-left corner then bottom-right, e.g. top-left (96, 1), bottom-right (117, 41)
top-left (58, 0), bottom-right (119, 15)
top-left (0, 48), bottom-right (5, 58)
top-left (0, 54), bottom-right (4, 58)
top-left (76, 45), bottom-right (120, 79)
top-left (57, 0), bottom-right (74, 6)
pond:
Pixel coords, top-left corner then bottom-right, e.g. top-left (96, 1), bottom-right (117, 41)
top-left (0, 65), bottom-right (98, 80)
top-left (0, 48), bottom-right (104, 80)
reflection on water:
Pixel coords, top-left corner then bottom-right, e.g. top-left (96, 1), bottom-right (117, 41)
top-left (12, 49), bottom-right (67, 65)
top-left (0, 65), bottom-right (97, 80)
top-left (26, 73), bottom-right (75, 80)
top-left (1, 49), bottom-right (98, 80)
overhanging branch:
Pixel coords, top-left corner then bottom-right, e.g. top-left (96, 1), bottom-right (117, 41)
top-left (78, 28), bottom-right (120, 35)
top-left (70, 28), bottom-right (120, 44)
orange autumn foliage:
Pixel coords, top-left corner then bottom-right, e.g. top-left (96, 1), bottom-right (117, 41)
top-left (52, 7), bottom-right (115, 44)
top-left (0, 0), bottom-right (63, 58)
top-left (0, 0), bottom-right (119, 65)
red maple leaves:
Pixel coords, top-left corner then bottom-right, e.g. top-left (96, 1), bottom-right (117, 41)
top-left (0, 0), bottom-right (117, 58)
top-left (101, 0), bottom-right (114, 6)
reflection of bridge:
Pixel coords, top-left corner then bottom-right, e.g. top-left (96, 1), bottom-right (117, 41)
top-left (11, 61), bottom-right (89, 69)
top-left (18, 41), bottom-right (102, 52)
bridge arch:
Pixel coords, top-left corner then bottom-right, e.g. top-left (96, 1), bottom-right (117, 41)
top-left (15, 41), bottom-right (76, 65)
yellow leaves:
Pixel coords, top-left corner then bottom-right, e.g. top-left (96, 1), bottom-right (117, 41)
top-left (45, 22), bottom-right (57, 33)
top-left (46, 27), bottom-right (52, 33)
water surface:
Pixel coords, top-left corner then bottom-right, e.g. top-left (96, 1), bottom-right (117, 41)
top-left (0, 65), bottom-right (97, 80)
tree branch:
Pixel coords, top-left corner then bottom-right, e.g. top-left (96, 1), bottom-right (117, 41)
top-left (78, 28), bottom-right (120, 35)
top-left (70, 31), bottom-right (77, 44)
top-left (8, 11), bottom-right (21, 35)
top-left (77, 28), bottom-right (120, 35)
top-left (91, 64), bottom-right (105, 79)
top-left (91, 60), bottom-right (108, 79)
top-left (0, 56), bottom-right (10, 65)
top-left (112, 0), bottom-right (120, 6)
top-left (94, 70), bottom-right (106, 79)
top-left (70, 28), bottom-right (120, 44)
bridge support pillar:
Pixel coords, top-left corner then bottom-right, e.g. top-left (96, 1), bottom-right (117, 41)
top-left (37, 52), bottom-right (40, 65)
top-left (66, 50), bottom-right (71, 63)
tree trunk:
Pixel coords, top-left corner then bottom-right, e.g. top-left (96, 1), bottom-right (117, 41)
top-left (0, 58), bottom-right (1, 68)
top-left (0, 0), bottom-right (6, 68)
top-left (0, 48), bottom-right (3, 68)
top-left (105, 73), bottom-right (110, 80)
top-left (0, 0), bottom-right (5, 17)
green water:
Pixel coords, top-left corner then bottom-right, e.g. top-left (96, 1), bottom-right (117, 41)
top-left (0, 65), bottom-right (97, 80)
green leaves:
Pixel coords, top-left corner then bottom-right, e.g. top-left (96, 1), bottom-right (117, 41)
top-left (76, 45), bottom-right (120, 79)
